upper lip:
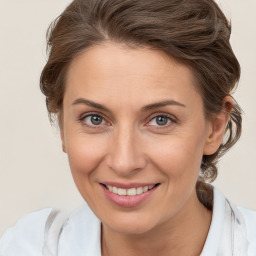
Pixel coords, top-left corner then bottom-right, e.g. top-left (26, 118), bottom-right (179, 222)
top-left (100, 182), bottom-right (159, 189)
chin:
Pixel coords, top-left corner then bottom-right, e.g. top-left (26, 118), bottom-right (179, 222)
top-left (103, 213), bottom-right (157, 235)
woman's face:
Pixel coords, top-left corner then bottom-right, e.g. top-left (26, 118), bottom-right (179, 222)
top-left (61, 42), bottom-right (215, 234)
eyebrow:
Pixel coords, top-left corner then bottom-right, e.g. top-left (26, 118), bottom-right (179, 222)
top-left (141, 100), bottom-right (186, 111)
top-left (72, 98), bottom-right (111, 112)
top-left (72, 98), bottom-right (186, 112)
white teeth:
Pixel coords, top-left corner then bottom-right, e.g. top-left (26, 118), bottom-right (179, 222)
top-left (106, 185), bottom-right (113, 192)
top-left (127, 188), bottom-right (136, 196)
top-left (105, 184), bottom-right (157, 196)
top-left (136, 187), bottom-right (143, 195)
top-left (117, 188), bottom-right (127, 196)
top-left (143, 186), bottom-right (149, 192)
top-left (113, 186), bottom-right (118, 194)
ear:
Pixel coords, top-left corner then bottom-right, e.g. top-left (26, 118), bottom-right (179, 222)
top-left (61, 129), bottom-right (66, 153)
top-left (203, 96), bottom-right (233, 155)
top-left (59, 112), bottom-right (66, 153)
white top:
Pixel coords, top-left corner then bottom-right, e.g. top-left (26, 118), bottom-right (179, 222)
top-left (1, 187), bottom-right (256, 256)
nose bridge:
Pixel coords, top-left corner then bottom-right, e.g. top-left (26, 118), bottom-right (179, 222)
top-left (108, 122), bottom-right (146, 175)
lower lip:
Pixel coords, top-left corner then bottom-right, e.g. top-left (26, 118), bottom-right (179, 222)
top-left (101, 185), bottom-right (158, 208)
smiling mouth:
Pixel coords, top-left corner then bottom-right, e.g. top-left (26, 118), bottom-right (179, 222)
top-left (101, 183), bottom-right (160, 196)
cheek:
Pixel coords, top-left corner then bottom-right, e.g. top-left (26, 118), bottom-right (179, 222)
top-left (65, 134), bottom-right (109, 206)
top-left (147, 131), bottom-right (205, 180)
top-left (65, 133), bottom-right (108, 179)
top-left (145, 134), bottom-right (205, 213)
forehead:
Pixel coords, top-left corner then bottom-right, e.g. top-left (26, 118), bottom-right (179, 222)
top-left (68, 42), bottom-right (194, 83)
top-left (64, 42), bottom-right (202, 109)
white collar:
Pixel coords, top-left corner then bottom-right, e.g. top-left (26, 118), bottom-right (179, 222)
top-left (200, 187), bottom-right (226, 255)
top-left (59, 187), bottom-right (245, 256)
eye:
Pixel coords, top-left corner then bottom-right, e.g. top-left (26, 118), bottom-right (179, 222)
top-left (148, 115), bottom-right (172, 127)
top-left (83, 114), bottom-right (107, 127)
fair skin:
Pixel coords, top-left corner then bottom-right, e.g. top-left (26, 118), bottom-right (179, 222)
top-left (61, 42), bottom-right (230, 256)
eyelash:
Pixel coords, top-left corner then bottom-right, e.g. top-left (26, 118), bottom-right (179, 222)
top-left (79, 112), bottom-right (109, 129)
top-left (146, 113), bottom-right (176, 128)
top-left (78, 112), bottom-right (176, 129)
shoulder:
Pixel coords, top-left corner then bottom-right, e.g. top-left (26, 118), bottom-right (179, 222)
top-left (238, 206), bottom-right (256, 254)
top-left (238, 206), bottom-right (256, 238)
top-left (0, 208), bottom-right (52, 256)
top-left (58, 204), bottom-right (101, 255)
top-left (0, 205), bottom-right (101, 256)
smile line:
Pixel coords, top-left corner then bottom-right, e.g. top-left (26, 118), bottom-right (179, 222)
top-left (101, 183), bottom-right (160, 196)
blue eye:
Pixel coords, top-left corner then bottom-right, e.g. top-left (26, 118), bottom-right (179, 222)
top-left (148, 115), bottom-right (172, 126)
top-left (84, 114), bottom-right (106, 126)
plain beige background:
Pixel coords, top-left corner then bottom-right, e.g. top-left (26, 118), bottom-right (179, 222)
top-left (0, 0), bottom-right (255, 236)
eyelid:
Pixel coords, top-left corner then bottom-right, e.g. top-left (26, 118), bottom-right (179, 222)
top-left (79, 112), bottom-right (111, 128)
top-left (145, 112), bottom-right (177, 127)
top-left (78, 111), bottom-right (177, 128)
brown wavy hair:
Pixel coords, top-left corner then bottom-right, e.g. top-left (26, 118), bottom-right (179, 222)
top-left (40, 0), bottom-right (242, 206)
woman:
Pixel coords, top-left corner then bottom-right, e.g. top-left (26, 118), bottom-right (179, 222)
top-left (0, 0), bottom-right (255, 255)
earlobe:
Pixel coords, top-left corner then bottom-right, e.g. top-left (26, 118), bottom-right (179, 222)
top-left (60, 129), bottom-right (66, 153)
top-left (58, 111), bottom-right (66, 153)
top-left (203, 96), bottom-right (233, 155)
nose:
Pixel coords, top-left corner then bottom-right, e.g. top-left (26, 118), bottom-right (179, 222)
top-left (106, 125), bottom-right (147, 176)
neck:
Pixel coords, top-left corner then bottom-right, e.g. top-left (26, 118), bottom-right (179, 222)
top-left (101, 191), bottom-right (212, 256)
